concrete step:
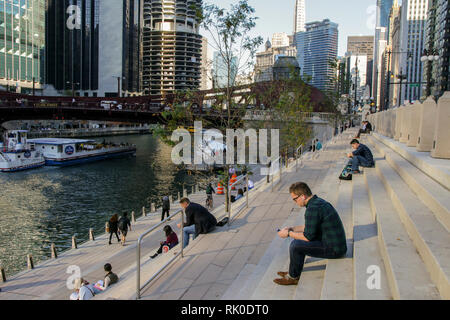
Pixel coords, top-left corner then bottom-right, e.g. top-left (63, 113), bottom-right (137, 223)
top-left (364, 168), bottom-right (441, 300)
top-left (220, 264), bottom-right (257, 300)
top-left (367, 135), bottom-right (450, 232)
top-left (320, 180), bottom-right (354, 300)
top-left (352, 175), bottom-right (392, 300)
top-left (370, 132), bottom-right (450, 190)
top-left (374, 158), bottom-right (450, 300)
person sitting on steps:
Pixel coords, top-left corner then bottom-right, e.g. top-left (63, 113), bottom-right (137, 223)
top-left (150, 225), bottom-right (179, 259)
top-left (346, 139), bottom-right (375, 174)
top-left (177, 198), bottom-right (217, 249)
top-left (273, 182), bottom-right (348, 286)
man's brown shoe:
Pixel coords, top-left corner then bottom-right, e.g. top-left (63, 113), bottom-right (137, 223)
top-left (273, 277), bottom-right (299, 286)
top-left (277, 272), bottom-right (289, 278)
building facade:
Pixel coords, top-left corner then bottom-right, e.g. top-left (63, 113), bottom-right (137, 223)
top-left (45, 0), bottom-right (142, 97)
top-left (200, 36), bottom-right (211, 90)
top-left (272, 33), bottom-right (290, 48)
top-left (399, 0), bottom-right (429, 104)
top-left (424, 0), bottom-right (450, 98)
top-left (142, 0), bottom-right (203, 97)
top-left (212, 51), bottom-right (237, 89)
top-left (255, 39), bottom-right (297, 83)
top-left (293, 0), bottom-right (305, 33)
top-left (296, 19), bottom-right (339, 92)
top-left (347, 35), bottom-right (374, 90)
top-left (0, 0), bottom-right (45, 94)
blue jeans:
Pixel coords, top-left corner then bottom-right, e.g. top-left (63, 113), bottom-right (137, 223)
top-left (183, 225), bottom-right (197, 248)
top-left (348, 156), bottom-right (373, 172)
top-left (289, 240), bottom-right (343, 279)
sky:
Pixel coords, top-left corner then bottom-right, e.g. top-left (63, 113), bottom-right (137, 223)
top-left (202, 0), bottom-right (378, 57)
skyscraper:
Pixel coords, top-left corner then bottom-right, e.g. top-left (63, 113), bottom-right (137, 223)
top-left (0, 0), bottom-right (45, 94)
top-left (347, 36), bottom-right (374, 89)
top-left (272, 33), bottom-right (290, 48)
top-left (45, 0), bottom-right (142, 97)
top-left (372, 0), bottom-right (393, 106)
top-left (296, 19), bottom-right (339, 91)
top-left (424, 0), bottom-right (450, 98)
top-left (399, 0), bottom-right (429, 103)
top-left (212, 51), bottom-right (237, 89)
top-left (293, 0), bottom-right (306, 33)
top-left (142, 0), bottom-right (203, 97)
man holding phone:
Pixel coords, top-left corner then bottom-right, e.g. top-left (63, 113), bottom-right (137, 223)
top-left (274, 182), bottom-right (347, 286)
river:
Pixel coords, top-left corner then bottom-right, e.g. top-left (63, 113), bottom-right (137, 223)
top-left (0, 134), bottom-right (206, 278)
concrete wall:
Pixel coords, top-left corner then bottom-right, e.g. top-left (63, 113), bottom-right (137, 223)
top-left (367, 92), bottom-right (450, 159)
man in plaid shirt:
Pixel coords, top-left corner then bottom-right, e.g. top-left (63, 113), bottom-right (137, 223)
top-left (274, 182), bottom-right (348, 286)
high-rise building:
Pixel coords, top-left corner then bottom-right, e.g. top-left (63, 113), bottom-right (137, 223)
top-left (347, 36), bottom-right (374, 89)
top-left (424, 0), bottom-right (450, 98)
top-left (377, 0), bottom-right (395, 32)
top-left (142, 0), bottom-right (203, 97)
top-left (212, 51), bottom-right (237, 89)
top-left (346, 54), bottom-right (368, 109)
top-left (399, 0), bottom-right (429, 104)
top-left (293, 0), bottom-right (306, 33)
top-left (272, 33), bottom-right (290, 48)
top-left (0, 0), bottom-right (45, 94)
top-left (372, 0), bottom-right (393, 106)
top-left (255, 39), bottom-right (297, 82)
top-left (387, 0), bottom-right (401, 107)
top-left (200, 37), bottom-right (211, 90)
top-left (296, 19), bottom-right (339, 91)
top-left (45, 0), bottom-right (142, 97)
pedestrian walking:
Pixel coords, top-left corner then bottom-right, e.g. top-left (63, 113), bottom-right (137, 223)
top-left (108, 214), bottom-right (120, 245)
top-left (162, 196), bottom-right (171, 221)
top-left (118, 212), bottom-right (131, 246)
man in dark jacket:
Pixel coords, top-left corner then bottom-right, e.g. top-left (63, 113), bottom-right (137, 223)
top-left (347, 139), bottom-right (375, 174)
top-left (177, 198), bottom-right (217, 248)
top-left (162, 196), bottom-right (171, 221)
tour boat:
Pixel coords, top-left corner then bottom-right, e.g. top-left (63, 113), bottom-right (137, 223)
top-left (0, 130), bottom-right (46, 172)
top-left (28, 138), bottom-right (137, 166)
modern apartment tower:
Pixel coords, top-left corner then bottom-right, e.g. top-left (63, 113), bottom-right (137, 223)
top-left (45, 0), bottom-right (142, 97)
top-left (424, 0), bottom-right (450, 98)
top-left (399, 0), bottom-right (429, 104)
top-left (293, 0), bottom-right (306, 33)
top-left (142, 0), bottom-right (203, 97)
top-left (0, 0), bottom-right (45, 94)
top-left (296, 19), bottom-right (339, 92)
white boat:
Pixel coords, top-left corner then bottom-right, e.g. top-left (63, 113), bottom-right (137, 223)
top-left (0, 130), bottom-right (46, 172)
top-left (28, 138), bottom-right (137, 166)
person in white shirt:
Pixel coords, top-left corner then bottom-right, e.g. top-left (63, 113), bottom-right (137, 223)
top-left (248, 179), bottom-right (254, 190)
top-left (71, 278), bottom-right (95, 300)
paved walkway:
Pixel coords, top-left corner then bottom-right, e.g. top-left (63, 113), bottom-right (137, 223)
top-left (0, 190), bottom-right (226, 300)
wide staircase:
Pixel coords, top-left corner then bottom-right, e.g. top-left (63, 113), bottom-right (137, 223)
top-left (91, 127), bottom-right (448, 300)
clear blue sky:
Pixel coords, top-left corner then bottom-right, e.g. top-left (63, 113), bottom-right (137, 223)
top-left (203, 0), bottom-right (377, 57)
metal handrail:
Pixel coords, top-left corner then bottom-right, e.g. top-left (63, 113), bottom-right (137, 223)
top-left (136, 208), bottom-right (184, 300)
top-left (295, 144), bottom-right (303, 172)
top-left (270, 156), bottom-right (282, 192)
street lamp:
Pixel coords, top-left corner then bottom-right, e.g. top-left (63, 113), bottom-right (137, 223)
top-left (66, 81), bottom-right (80, 98)
top-left (421, 49), bottom-right (440, 97)
top-left (113, 76), bottom-right (126, 97)
top-left (385, 50), bottom-right (413, 110)
top-left (397, 69), bottom-right (408, 107)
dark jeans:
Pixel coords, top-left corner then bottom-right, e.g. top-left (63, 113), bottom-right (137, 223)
top-left (348, 156), bottom-right (373, 172)
top-left (156, 242), bottom-right (178, 254)
top-left (109, 231), bottom-right (120, 243)
top-left (289, 240), bottom-right (344, 279)
top-left (161, 209), bottom-right (170, 221)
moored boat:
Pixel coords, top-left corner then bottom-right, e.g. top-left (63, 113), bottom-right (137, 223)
top-left (28, 138), bottom-right (137, 166)
top-left (0, 130), bottom-right (46, 172)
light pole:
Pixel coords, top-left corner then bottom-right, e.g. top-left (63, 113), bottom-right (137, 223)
top-left (397, 69), bottom-right (408, 107)
top-left (420, 49), bottom-right (439, 97)
top-left (113, 76), bottom-right (126, 97)
top-left (354, 57), bottom-right (359, 114)
top-left (66, 81), bottom-right (80, 98)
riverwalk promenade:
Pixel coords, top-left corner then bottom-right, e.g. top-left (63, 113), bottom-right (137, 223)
top-left (0, 127), bottom-right (448, 300)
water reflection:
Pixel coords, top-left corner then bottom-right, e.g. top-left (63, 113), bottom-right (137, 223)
top-left (0, 134), bottom-right (200, 277)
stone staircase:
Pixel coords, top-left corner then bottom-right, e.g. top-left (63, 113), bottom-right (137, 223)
top-left (91, 128), bottom-right (449, 300)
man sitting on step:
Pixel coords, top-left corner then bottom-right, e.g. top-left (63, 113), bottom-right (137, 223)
top-left (274, 182), bottom-right (347, 286)
top-left (347, 139), bottom-right (375, 174)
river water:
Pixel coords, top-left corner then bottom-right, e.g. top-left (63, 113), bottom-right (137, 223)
top-left (0, 134), bottom-right (205, 278)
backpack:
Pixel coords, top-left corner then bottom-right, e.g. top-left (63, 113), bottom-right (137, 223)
top-left (216, 217), bottom-right (229, 227)
top-left (206, 185), bottom-right (213, 194)
top-left (118, 218), bottom-right (127, 231)
top-left (339, 164), bottom-right (353, 181)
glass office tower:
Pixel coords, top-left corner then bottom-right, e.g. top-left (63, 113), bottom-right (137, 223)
top-left (0, 0), bottom-right (45, 93)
